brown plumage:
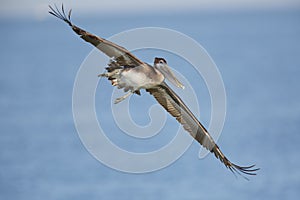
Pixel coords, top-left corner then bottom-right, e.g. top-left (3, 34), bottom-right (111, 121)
top-left (147, 83), bottom-right (258, 178)
top-left (49, 4), bottom-right (259, 179)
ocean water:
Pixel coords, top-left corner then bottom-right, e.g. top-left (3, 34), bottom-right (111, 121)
top-left (0, 10), bottom-right (300, 199)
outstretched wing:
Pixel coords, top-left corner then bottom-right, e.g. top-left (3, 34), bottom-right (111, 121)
top-left (49, 4), bottom-right (143, 67)
top-left (146, 82), bottom-right (259, 179)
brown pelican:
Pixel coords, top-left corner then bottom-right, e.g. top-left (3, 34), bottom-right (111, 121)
top-left (49, 5), bottom-right (259, 178)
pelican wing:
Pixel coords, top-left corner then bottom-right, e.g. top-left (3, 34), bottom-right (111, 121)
top-left (146, 82), bottom-right (258, 178)
top-left (49, 5), bottom-right (143, 67)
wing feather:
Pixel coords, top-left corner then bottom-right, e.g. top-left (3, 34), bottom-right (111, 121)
top-left (49, 4), bottom-right (143, 67)
top-left (147, 82), bottom-right (259, 179)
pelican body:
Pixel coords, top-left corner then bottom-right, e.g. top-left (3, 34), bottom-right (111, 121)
top-left (49, 5), bottom-right (259, 179)
top-left (100, 59), bottom-right (164, 103)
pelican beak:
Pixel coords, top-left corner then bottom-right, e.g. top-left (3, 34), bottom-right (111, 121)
top-left (157, 64), bottom-right (185, 89)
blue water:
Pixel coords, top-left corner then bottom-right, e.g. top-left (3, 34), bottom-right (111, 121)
top-left (1, 10), bottom-right (300, 199)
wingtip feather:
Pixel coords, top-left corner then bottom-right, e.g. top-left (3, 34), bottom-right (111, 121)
top-left (229, 163), bottom-right (260, 180)
top-left (48, 3), bottom-right (73, 26)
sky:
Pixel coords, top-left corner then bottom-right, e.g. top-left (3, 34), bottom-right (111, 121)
top-left (1, 0), bottom-right (299, 19)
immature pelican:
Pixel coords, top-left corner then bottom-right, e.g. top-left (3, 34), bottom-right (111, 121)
top-left (49, 5), bottom-right (259, 178)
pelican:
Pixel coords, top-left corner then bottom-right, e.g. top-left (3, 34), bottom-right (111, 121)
top-left (49, 5), bottom-right (259, 178)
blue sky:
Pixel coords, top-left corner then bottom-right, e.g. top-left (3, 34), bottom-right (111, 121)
top-left (1, 0), bottom-right (299, 19)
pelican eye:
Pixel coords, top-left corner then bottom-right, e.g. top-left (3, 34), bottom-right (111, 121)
top-left (159, 60), bottom-right (165, 64)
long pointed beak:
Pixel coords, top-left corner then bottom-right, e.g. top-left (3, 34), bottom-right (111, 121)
top-left (157, 64), bottom-right (184, 89)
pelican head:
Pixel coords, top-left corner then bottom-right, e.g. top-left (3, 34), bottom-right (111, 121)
top-left (153, 57), bottom-right (184, 89)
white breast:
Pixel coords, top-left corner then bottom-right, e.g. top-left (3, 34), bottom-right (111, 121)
top-left (120, 70), bottom-right (154, 90)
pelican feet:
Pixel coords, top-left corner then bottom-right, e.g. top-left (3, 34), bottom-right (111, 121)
top-left (114, 92), bottom-right (132, 104)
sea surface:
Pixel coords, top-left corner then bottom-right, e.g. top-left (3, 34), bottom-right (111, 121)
top-left (0, 9), bottom-right (300, 200)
